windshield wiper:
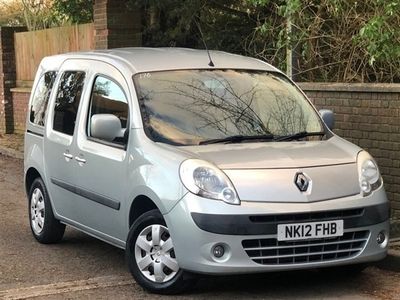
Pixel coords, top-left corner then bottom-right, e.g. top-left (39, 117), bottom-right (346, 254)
top-left (275, 131), bottom-right (325, 142)
top-left (199, 134), bottom-right (275, 145)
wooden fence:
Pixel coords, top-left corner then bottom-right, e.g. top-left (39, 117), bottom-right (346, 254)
top-left (14, 23), bottom-right (94, 86)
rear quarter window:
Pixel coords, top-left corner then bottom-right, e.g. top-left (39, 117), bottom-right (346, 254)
top-left (29, 71), bottom-right (57, 126)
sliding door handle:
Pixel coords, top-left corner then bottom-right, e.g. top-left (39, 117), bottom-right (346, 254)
top-left (75, 156), bottom-right (86, 164)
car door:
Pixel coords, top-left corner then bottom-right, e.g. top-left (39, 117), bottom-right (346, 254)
top-left (67, 61), bottom-right (131, 245)
top-left (44, 60), bottom-right (88, 221)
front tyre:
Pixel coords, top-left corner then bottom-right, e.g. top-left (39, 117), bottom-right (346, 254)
top-left (28, 178), bottom-right (65, 243)
top-left (126, 209), bottom-right (196, 294)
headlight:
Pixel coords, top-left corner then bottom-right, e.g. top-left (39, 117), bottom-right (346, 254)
top-left (179, 159), bottom-right (240, 205)
top-left (357, 151), bottom-right (382, 196)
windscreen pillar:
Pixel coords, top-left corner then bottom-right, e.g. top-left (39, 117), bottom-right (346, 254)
top-left (94, 0), bottom-right (142, 49)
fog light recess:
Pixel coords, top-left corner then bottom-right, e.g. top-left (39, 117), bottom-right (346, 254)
top-left (212, 244), bottom-right (225, 258)
top-left (376, 231), bottom-right (387, 248)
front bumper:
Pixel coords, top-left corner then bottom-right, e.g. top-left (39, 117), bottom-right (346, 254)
top-left (165, 187), bottom-right (390, 274)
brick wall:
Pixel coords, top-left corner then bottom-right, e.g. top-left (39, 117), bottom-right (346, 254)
top-left (300, 83), bottom-right (400, 222)
top-left (94, 0), bottom-right (141, 49)
top-left (0, 27), bottom-right (25, 134)
top-left (10, 89), bottom-right (30, 134)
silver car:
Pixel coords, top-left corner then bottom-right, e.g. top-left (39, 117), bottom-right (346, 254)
top-left (24, 48), bottom-right (390, 294)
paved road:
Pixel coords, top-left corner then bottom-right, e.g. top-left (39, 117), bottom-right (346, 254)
top-left (0, 154), bottom-right (399, 299)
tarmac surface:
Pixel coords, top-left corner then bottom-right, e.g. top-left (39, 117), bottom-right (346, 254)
top-left (0, 154), bottom-right (400, 299)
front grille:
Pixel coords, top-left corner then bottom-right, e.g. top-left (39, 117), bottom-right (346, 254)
top-left (242, 230), bottom-right (369, 265)
top-left (249, 208), bottom-right (364, 224)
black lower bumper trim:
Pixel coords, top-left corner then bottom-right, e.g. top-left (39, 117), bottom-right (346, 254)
top-left (191, 202), bottom-right (390, 235)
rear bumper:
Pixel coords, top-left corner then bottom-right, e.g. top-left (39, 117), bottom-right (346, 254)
top-left (165, 187), bottom-right (390, 274)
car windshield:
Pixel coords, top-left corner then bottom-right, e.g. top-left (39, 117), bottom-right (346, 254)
top-left (133, 70), bottom-right (324, 146)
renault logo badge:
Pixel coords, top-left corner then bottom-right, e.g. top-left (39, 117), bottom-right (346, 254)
top-left (295, 172), bottom-right (311, 192)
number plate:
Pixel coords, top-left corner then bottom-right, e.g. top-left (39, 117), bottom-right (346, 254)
top-left (277, 220), bottom-right (344, 241)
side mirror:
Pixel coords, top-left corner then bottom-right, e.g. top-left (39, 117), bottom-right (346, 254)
top-left (91, 114), bottom-right (122, 142)
top-left (319, 109), bottom-right (335, 130)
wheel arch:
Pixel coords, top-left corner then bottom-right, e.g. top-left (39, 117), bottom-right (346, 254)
top-left (25, 167), bottom-right (43, 196)
top-left (129, 195), bottom-right (159, 228)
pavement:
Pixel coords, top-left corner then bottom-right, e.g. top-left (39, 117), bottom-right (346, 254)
top-left (0, 134), bottom-right (23, 160)
top-left (0, 134), bottom-right (400, 299)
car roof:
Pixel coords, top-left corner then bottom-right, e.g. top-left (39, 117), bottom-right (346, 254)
top-left (41, 47), bottom-right (281, 75)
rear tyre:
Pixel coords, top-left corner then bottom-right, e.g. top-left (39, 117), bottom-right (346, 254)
top-left (28, 178), bottom-right (65, 244)
top-left (126, 209), bottom-right (197, 294)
